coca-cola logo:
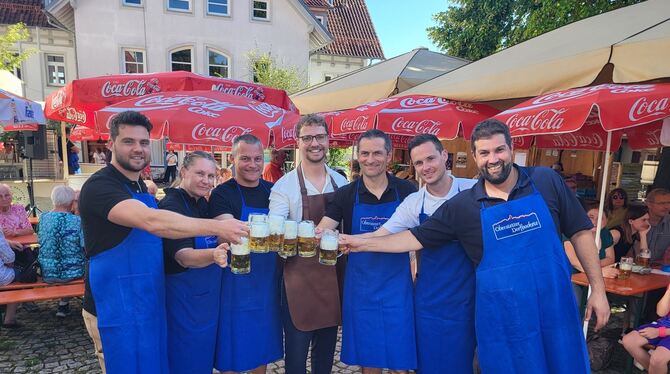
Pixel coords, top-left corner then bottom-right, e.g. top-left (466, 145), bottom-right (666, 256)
top-left (340, 116), bottom-right (370, 132)
top-left (101, 79), bottom-right (161, 98)
top-left (355, 98), bottom-right (395, 112)
top-left (249, 102), bottom-right (282, 118)
top-left (50, 89), bottom-right (66, 110)
top-left (628, 97), bottom-right (669, 122)
top-left (211, 84), bottom-right (266, 101)
top-left (280, 126), bottom-right (295, 142)
top-left (191, 123), bottom-right (252, 143)
top-left (399, 97), bottom-right (448, 109)
top-left (512, 137), bottom-right (526, 147)
top-left (507, 108), bottom-right (568, 132)
top-left (550, 132), bottom-right (604, 149)
top-left (641, 128), bottom-right (661, 146)
top-left (131, 94), bottom-right (247, 116)
top-left (390, 117), bottom-right (441, 135)
top-left (61, 107), bottom-right (86, 123)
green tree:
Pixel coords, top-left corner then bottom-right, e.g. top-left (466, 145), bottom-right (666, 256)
top-left (1, 23), bottom-right (36, 71)
top-left (427, 0), bottom-right (643, 61)
top-left (327, 147), bottom-right (352, 172)
top-left (247, 51), bottom-right (306, 94)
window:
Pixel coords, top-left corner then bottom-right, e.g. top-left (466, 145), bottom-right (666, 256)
top-left (252, 1), bottom-right (269, 20)
top-left (123, 49), bottom-right (145, 73)
top-left (170, 48), bottom-right (192, 72)
top-left (123, 0), bottom-right (142, 6)
top-left (207, 0), bottom-right (229, 15)
top-left (324, 74), bottom-right (334, 82)
top-left (46, 54), bottom-right (66, 85)
top-left (167, 0), bottom-right (190, 11)
top-left (208, 49), bottom-right (229, 77)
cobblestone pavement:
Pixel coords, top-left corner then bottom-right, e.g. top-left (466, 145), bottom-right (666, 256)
top-left (0, 299), bottom-right (641, 373)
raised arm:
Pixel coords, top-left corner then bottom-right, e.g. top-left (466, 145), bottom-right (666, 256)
top-left (340, 230), bottom-right (423, 254)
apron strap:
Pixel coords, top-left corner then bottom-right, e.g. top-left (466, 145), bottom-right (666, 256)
top-left (297, 164), bottom-right (339, 217)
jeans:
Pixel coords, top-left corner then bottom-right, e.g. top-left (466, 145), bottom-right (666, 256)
top-left (281, 281), bottom-right (338, 374)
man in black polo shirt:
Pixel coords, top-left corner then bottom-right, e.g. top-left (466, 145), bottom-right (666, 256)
top-left (79, 111), bottom-right (248, 374)
top-left (340, 120), bottom-right (610, 374)
top-left (319, 129), bottom-right (417, 373)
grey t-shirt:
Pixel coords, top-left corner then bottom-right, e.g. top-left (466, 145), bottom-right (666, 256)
top-left (649, 215), bottom-right (670, 261)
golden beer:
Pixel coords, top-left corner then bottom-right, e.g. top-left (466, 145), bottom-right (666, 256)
top-left (281, 220), bottom-right (298, 257)
top-left (268, 215), bottom-right (285, 252)
top-left (250, 222), bottom-right (270, 253)
top-left (319, 232), bottom-right (338, 266)
top-left (230, 238), bottom-right (250, 274)
top-left (636, 255), bottom-right (650, 268)
top-left (298, 220), bottom-right (316, 258)
top-left (618, 258), bottom-right (633, 280)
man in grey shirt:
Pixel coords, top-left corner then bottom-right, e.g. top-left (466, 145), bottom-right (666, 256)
top-left (646, 188), bottom-right (670, 261)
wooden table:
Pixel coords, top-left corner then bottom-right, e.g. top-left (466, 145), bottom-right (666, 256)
top-left (7, 233), bottom-right (39, 246)
top-left (572, 272), bottom-right (670, 373)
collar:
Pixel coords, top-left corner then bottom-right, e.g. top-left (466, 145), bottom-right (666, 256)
top-left (164, 187), bottom-right (204, 205)
top-left (106, 164), bottom-right (145, 193)
top-left (472, 164), bottom-right (529, 201)
top-left (358, 173), bottom-right (396, 196)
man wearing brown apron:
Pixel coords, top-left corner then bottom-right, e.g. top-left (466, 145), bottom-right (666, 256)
top-left (269, 114), bottom-right (349, 374)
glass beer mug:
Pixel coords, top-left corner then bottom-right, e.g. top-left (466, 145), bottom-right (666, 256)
top-left (230, 237), bottom-right (251, 274)
top-left (319, 229), bottom-right (339, 266)
top-left (249, 221), bottom-right (270, 253)
top-left (618, 257), bottom-right (634, 280)
top-left (281, 220), bottom-right (298, 258)
top-left (267, 215), bottom-right (285, 253)
top-left (297, 220), bottom-right (316, 258)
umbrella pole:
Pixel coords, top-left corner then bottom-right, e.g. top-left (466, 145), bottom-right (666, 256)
top-left (60, 121), bottom-right (69, 179)
top-left (582, 131), bottom-right (612, 337)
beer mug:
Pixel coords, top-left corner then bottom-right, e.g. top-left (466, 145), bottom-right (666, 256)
top-left (636, 248), bottom-right (651, 268)
top-left (268, 215), bottom-right (285, 253)
top-left (281, 220), bottom-right (298, 258)
top-left (249, 221), bottom-right (270, 253)
top-left (248, 213), bottom-right (268, 223)
top-left (230, 237), bottom-right (251, 274)
top-left (297, 220), bottom-right (316, 258)
top-left (619, 257), bottom-right (634, 280)
top-left (319, 229), bottom-right (338, 266)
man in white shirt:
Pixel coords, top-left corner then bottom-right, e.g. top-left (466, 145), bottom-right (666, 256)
top-left (269, 114), bottom-right (348, 374)
top-left (357, 134), bottom-right (478, 373)
top-left (165, 150), bottom-right (178, 183)
top-left (93, 149), bottom-right (106, 164)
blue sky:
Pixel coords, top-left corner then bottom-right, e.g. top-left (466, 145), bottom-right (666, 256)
top-left (366, 0), bottom-right (447, 59)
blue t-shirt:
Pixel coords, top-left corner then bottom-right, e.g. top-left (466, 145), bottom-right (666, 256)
top-left (410, 165), bottom-right (593, 265)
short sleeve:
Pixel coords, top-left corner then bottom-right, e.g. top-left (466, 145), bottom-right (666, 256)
top-left (324, 187), bottom-right (347, 223)
top-left (80, 175), bottom-right (132, 222)
top-left (551, 171), bottom-right (593, 237)
top-left (410, 200), bottom-right (457, 249)
top-left (269, 178), bottom-right (291, 219)
top-left (383, 193), bottom-right (420, 233)
top-left (209, 186), bottom-right (236, 218)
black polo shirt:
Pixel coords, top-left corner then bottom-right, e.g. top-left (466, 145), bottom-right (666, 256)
top-left (80, 164), bottom-right (149, 315)
top-left (325, 173), bottom-right (417, 235)
top-left (209, 178), bottom-right (273, 220)
top-left (158, 188), bottom-right (209, 274)
top-left (410, 165), bottom-right (593, 266)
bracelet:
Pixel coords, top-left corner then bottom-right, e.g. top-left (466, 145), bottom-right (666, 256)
top-left (659, 326), bottom-right (667, 338)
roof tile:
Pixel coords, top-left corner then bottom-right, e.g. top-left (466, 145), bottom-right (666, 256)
top-left (0, 0), bottom-right (52, 28)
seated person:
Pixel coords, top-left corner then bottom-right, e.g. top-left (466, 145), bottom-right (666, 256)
top-left (610, 203), bottom-right (650, 263)
top-left (0, 231), bottom-right (26, 327)
top-left (37, 186), bottom-right (85, 317)
top-left (622, 283), bottom-right (670, 373)
top-left (0, 184), bottom-right (34, 237)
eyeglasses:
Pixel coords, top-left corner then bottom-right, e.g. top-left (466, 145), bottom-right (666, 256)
top-left (612, 195), bottom-right (624, 200)
top-left (298, 134), bottom-right (328, 143)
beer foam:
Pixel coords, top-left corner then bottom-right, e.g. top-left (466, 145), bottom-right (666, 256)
top-left (250, 222), bottom-right (269, 237)
top-left (320, 236), bottom-right (338, 251)
top-left (231, 237), bottom-right (250, 255)
top-left (284, 220), bottom-right (298, 239)
top-left (298, 221), bottom-right (315, 237)
top-left (248, 213), bottom-right (268, 223)
top-left (268, 215), bottom-right (284, 233)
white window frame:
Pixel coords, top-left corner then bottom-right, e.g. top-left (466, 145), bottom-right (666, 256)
top-left (122, 0), bottom-right (143, 7)
top-left (46, 54), bottom-right (66, 86)
top-left (122, 48), bottom-right (146, 74)
top-left (169, 47), bottom-right (194, 72)
top-left (206, 48), bottom-right (231, 78)
top-left (167, 0), bottom-right (191, 12)
top-left (251, 0), bottom-right (270, 21)
top-left (207, 0), bottom-right (230, 16)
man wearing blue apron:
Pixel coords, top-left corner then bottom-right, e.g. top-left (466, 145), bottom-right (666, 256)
top-left (361, 134), bottom-right (477, 373)
top-left (320, 129), bottom-right (417, 373)
top-left (79, 111), bottom-right (249, 374)
top-left (210, 135), bottom-right (283, 373)
top-left (159, 151), bottom-right (228, 374)
top-left (340, 120), bottom-right (610, 374)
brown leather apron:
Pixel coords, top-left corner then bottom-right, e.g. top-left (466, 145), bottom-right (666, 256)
top-left (283, 166), bottom-right (346, 331)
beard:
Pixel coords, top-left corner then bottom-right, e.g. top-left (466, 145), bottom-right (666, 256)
top-left (480, 160), bottom-right (512, 185)
top-left (113, 147), bottom-right (149, 172)
top-left (304, 146), bottom-right (326, 163)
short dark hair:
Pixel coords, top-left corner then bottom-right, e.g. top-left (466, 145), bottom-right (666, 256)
top-left (295, 114), bottom-right (328, 137)
top-left (408, 134), bottom-right (443, 154)
top-left (231, 134), bottom-right (263, 157)
top-left (586, 203), bottom-right (609, 218)
top-left (470, 119), bottom-right (512, 153)
top-left (109, 111), bottom-right (153, 140)
top-left (357, 129), bottom-right (391, 154)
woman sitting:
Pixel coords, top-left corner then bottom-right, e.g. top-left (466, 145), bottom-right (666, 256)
top-left (0, 184), bottom-right (34, 238)
top-left (37, 186), bottom-right (85, 317)
top-left (0, 232), bottom-right (24, 327)
top-left (610, 203), bottom-right (650, 263)
top-left (606, 188), bottom-right (629, 229)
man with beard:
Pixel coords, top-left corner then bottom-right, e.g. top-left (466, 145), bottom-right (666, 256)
top-left (340, 119), bottom-right (610, 374)
top-left (209, 135), bottom-right (283, 373)
top-left (79, 111), bottom-right (249, 374)
top-left (269, 114), bottom-right (348, 374)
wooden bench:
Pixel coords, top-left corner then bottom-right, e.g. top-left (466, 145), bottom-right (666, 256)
top-left (0, 279), bottom-right (84, 304)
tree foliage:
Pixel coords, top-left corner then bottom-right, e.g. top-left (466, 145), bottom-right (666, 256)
top-left (427, 0), bottom-right (644, 61)
top-left (247, 51), bottom-right (306, 94)
top-left (0, 23), bottom-right (36, 71)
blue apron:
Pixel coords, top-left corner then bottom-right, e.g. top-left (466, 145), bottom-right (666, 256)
top-left (477, 174), bottom-right (589, 374)
top-left (214, 181), bottom-right (283, 372)
top-left (415, 191), bottom-right (476, 374)
top-left (341, 179), bottom-right (417, 369)
top-left (88, 186), bottom-right (168, 374)
top-left (165, 191), bottom-right (222, 374)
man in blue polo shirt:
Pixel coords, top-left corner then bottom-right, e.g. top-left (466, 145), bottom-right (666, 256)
top-left (340, 119), bottom-right (610, 374)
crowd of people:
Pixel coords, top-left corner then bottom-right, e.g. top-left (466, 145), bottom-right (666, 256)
top-left (1, 108), bottom-right (669, 374)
